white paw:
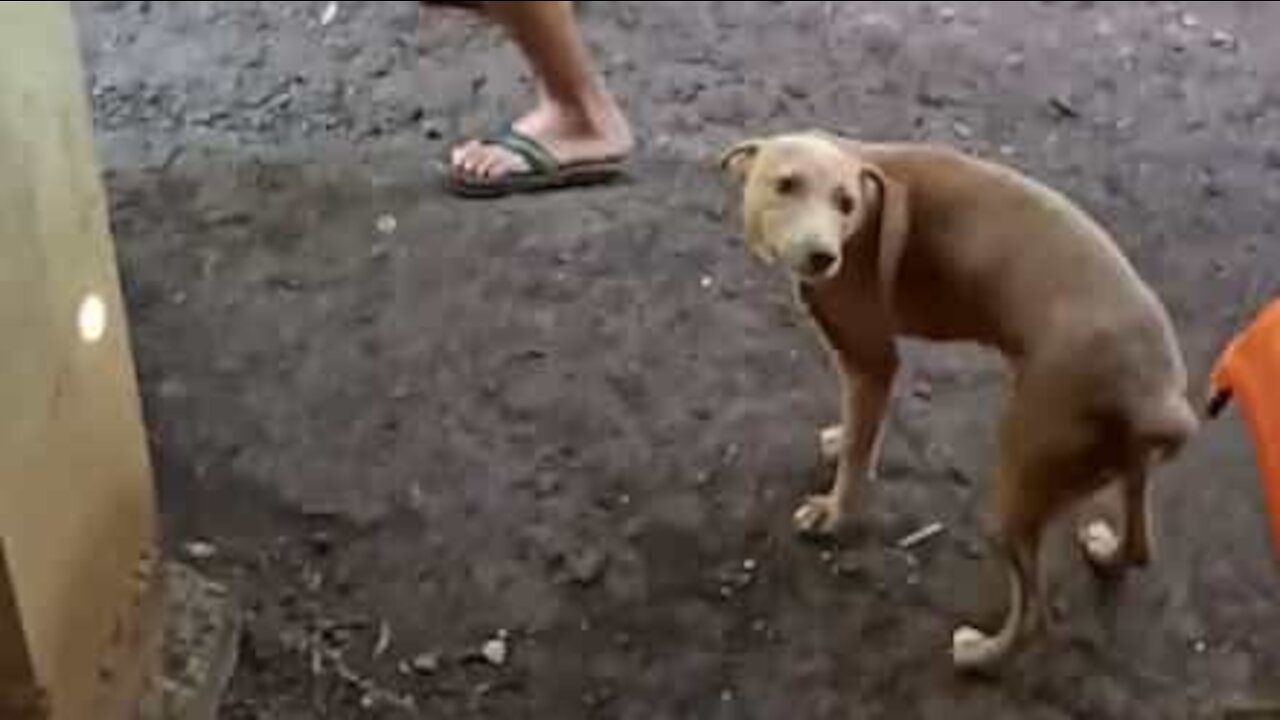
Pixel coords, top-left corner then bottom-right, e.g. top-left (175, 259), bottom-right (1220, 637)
top-left (951, 625), bottom-right (994, 670)
top-left (819, 425), bottom-right (844, 461)
top-left (793, 495), bottom-right (846, 538)
top-left (1079, 520), bottom-right (1122, 568)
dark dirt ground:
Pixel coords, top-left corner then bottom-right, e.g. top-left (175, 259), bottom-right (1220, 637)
top-left (74, 1), bottom-right (1280, 718)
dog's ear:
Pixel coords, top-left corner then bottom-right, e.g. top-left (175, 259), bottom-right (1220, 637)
top-left (860, 164), bottom-right (910, 310)
top-left (719, 139), bottom-right (762, 183)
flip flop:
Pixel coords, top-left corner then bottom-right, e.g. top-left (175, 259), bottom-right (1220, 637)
top-left (443, 127), bottom-right (628, 199)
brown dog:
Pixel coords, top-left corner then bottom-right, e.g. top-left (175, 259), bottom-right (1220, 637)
top-left (719, 130), bottom-right (1198, 671)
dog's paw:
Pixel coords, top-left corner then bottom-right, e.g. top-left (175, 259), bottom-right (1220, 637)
top-left (951, 625), bottom-right (1002, 673)
top-left (818, 425), bottom-right (845, 461)
top-left (793, 494), bottom-right (849, 539)
top-left (1078, 519), bottom-right (1123, 570)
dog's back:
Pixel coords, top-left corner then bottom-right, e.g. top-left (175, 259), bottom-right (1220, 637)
top-left (863, 142), bottom-right (1197, 458)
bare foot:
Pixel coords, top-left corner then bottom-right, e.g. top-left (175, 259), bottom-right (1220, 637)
top-left (451, 92), bottom-right (632, 180)
top-left (793, 494), bottom-right (851, 539)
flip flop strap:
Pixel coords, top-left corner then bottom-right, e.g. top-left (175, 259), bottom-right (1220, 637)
top-left (488, 129), bottom-right (560, 173)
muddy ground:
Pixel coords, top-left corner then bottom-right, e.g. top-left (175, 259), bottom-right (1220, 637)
top-left (75, 1), bottom-right (1279, 718)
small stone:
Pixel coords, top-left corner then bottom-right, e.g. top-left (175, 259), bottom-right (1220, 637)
top-left (1192, 639), bottom-right (1208, 654)
top-left (1210, 29), bottom-right (1237, 50)
top-left (320, 1), bottom-right (339, 26)
top-left (912, 381), bottom-right (933, 401)
top-left (751, 618), bottom-right (769, 634)
top-left (411, 652), bottom-right (441, 674)
top-left (1004, 52), bottom-right (1026, 70)
top-left (373, 621), bottom-right (392, 659)
top-left (1179, 13), bottom-right (1200, 29)
top-left (721, 689), bottom-right (734, 703)
top-left (820, 550), bottom-right (835, 565)
top-left (183, 540), bottom-right (218, 561)
top-left (742, 558), bottom-right (758, 573)
top-left (376, 214), bottom-right (397, 235)
top-left (481, 637), bottom-right (508, 666)
top-left (938, 6), bottom-right (957, 22)
top-left (700, 274), bottom-right (714, 289)
top-left (566, 547), bottom-right (608, 587)
top-left (951, 121), bottom-right (973, 139)
top-left (1048, 95), bottom-right (1080, 120)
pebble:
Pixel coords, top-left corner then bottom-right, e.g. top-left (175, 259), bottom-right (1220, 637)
top-left (1048, 95), bottom-right (1080, 120)
top-left (566, 547), bottom-right (608, 587)
top-left (410, 651), bottom-right (441, 675)
top-left (1210, 30), bottom-right (1238, 50)
top-left (482, 636), bottom-right (509, 666)
top-left (375, 213), bottom-right (397, 235)
top-left (1180, 12), bottom-right (1200, 29)
top-left (320, 1), bottom-right (339, 26)
top-left (373, 621), bottom-right (392, 659)
top-left (183, 540), bottom-right (218, 561)
top-left (742, 558), bottom-right (758, 573)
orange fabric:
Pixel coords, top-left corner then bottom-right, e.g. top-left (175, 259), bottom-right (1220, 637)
top-left (1211, 299), bottom-right (1280, 556)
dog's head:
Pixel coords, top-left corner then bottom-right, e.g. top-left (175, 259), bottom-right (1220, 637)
top-left (719, 132), bottom-right (909, 300)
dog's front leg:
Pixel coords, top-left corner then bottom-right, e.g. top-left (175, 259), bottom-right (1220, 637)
top-left (795, 358), bottom-right (896, 539)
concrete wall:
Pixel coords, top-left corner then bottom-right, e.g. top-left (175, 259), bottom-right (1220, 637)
top-left (0, 3), bottom-right (159, 718)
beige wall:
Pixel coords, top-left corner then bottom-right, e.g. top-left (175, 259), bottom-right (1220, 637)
top-left (0, 3), bottom-right (158, 718)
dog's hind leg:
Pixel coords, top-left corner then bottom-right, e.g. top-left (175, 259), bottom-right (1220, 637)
top-left (951, 451), bottom-right (1048, 672)
top-left (953, 376), bottom-right (1094, 672)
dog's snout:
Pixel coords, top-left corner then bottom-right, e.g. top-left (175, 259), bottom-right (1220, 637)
top-left (805, 249), bottom-right (838, 277)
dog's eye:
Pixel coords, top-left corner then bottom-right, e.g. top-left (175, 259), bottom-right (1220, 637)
top-left (775, 174), bottom-right (802, 195)
top-left (835, 189), bottom-right (856, 215)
